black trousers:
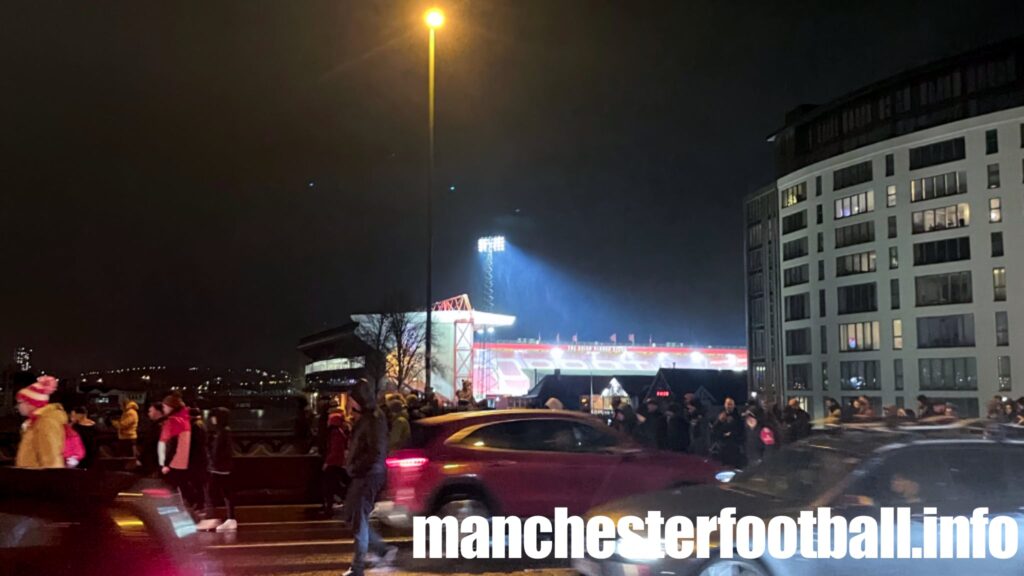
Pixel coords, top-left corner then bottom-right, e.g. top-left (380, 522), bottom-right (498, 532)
top-left (204, 472), bottom-right (235, 520)
top-left (321, 465), bottom-right (350, 510)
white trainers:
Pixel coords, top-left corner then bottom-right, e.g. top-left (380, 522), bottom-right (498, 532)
top-left (215, 519), bottom-right (238, 532)
top-left (195, 519), bottom-right (221, 532)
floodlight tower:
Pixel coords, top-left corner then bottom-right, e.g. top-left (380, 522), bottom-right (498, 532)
top-left (477, 235), bottom-right (505, 311)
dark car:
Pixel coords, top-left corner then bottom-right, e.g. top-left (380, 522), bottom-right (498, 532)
top-left (576, 425), bottom-right (1024, 576)
top-left (376, 409), bottom-right (721, 528)
top-left (0, 467), bottom-right (219, 576)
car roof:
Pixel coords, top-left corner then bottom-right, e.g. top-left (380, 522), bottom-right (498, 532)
top-left (804, 421), bottom-right (1024, 457)
top-left (415, 409), bottom-right (596, 427)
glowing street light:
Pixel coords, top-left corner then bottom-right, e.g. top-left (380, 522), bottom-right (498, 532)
top-left (425, 8), bottom-right (444, 29)
top-left (424, 6), bottom-right (446, 390)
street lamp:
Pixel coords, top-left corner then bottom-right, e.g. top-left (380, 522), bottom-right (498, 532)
top-left (424, 7), bottom-right (444, 391)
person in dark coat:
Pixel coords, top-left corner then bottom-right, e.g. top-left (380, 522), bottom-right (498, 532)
top-left (342, 383), bottom-right (397, 576)
top-left (70, 406), bottom-right (99, 469)
top-left (635, 399), bottom-right (668, 450)
top-left (197, 407), bottom-right (235, 532)
top-left (186, 408), bottom-right (209, 513)
top-left (782, 399), bottom-right (812, 442)
top-left (685, 401), bottom-right (708, 456)
top-left (610, 398), bottom-right (638, 437)
top-left (743, 411), bottom-right (766, 468)
top-left (138, 402), bottom-right (165, 477)
top-left (664, 403), bottom-right (690, 452)
top-left (710, 397), bottom-right (745, 467)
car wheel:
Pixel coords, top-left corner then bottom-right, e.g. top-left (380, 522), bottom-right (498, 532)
top-left (698, 559), bottom-right (769, 576)
top-left (435, 495), bottom-right (491, 521)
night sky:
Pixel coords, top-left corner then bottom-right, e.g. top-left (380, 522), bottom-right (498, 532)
top-left (3, 1), bottom-right (1023, 374)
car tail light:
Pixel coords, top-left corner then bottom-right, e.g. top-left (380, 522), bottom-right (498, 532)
top-left (386, 450), bottom-right (430, 470)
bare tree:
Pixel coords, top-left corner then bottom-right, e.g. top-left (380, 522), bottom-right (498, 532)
top-left (355, 313), bottom-right (390, 387)
top-left (356, 308), bottom-right (446, 396)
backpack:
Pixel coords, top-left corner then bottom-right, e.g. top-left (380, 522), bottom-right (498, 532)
top-left (64, 424), bottom-right (86, 468)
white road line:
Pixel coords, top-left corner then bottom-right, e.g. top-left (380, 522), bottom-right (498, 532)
top-left (209, 537), bottom-right (413, 550)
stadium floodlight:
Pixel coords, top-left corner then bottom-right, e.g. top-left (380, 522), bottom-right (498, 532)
top-left (477, 235), bottom-right (506, 254)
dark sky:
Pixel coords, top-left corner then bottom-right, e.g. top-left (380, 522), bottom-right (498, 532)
top-left (2, 1), bottom-right (1022, 374)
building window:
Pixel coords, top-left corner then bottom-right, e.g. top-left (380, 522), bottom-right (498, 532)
top-left (998, 356), bottom-right (1012, 392)
top-left (989, 197), bottom-right (1002, 223)
top-left (839, 321), bottom-right (880, 352)
top-left (840, 360), bottom-right (881, 391)
top-left (1021, 123), bottom-right (1024, 148)
top-left (819, 289), bottom-right (826, 317)
top-left (908, 137), bottom-right (965, 170)
top-left (783, 210), bottom-right (808, 235)
top-left (993, 267), bottom-right (1007, 301)
top-left (782, 182), bottom-right (808, 208)
top-left (911, 203), bottom-right (970, 234)
top-left (784, 293), bottom-right (810, 321)
top-left (820, 325), bottom-right (828, 354)
top-left (815, 175), bottom-right (822, 197)
top-left (833, 161), bottom-right (873, 191)
top-left (783, 237), bottom-right (809, 261)
top-left (834, 190), bottom-right (875, 220)
top-left (918, 357), bottom-right (977, 391)
top-left (996, 311), bottom-right (1009, 346)
top-left (835, 221), bottom-right (875, 249)
top-left (837, 283), bottom-right (878, 315)
top-left (890, 278), bottom-right (900, 310)
top-left (786, 328), bottom-right (812, 355)
top-left (987, 164), bottom-right (1000, 188)
top-left (817, 232), bottom-right (824, 253)
top-left (818, 259), bottom-right (825, 281)
top-left (910, 170), bottom-right (967, 202)
top-left (749, 272), bottom-right (764, 296)
top-left (821, 361), bottom-right (829, 391)
top-left (894, 359), bottom-right (904, 391)
top-left (886, 184), bottom-right (896, 207)
top-left (992, 232), bottom-right (1004, 257)
top-left (887, 216), bottom-right (897, 239)
top-left (784, 264), bottom-right (809, 286)
top-left (892, 319), bottom-right (903, 350)
top-left (885, 154), bottom-right (894, 177)
top-left (836, 250), bottom-right (876, 277)
top-left (912, 236), bottom-right (971, 266)
top-left (815, 204), bottom-right (823, 225)
top-left (889, 246), bottom-right (899, 269)
top-left (985, 129), bottom-right (998, 155)
top-left (785, 364), bottom-right (812, 391)
top-left (915, 271), bottom-right (973, 306)
top-left (917, 314), bottom-right (976, 348)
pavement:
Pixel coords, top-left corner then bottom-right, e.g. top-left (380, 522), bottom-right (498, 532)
top-left (201, 505), bottom-right (576, 576)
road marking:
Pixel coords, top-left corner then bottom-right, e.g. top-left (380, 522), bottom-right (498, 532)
top-left (208, 537), bottom-right (413, 550)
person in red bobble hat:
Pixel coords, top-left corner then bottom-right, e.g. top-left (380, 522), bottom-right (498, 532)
top-left (16, 376), bottom-right (68, 468)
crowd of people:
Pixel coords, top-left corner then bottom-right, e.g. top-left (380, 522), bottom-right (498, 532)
top-left (607, 394), bottom-right (812, 469)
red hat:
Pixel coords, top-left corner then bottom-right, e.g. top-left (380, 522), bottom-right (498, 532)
top-left (16, 376), bottom-right (58, 409)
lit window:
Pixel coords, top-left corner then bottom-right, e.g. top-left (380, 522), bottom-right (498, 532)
top-left (889, 246), bottom-right (898, 269)
top-left (987, 164), bottom-right (1000, 189)
top-left (892, 319), bottom-right (903, 350)
top-left (993, 267), bottom-right (1007, 302)
top-left (998, 356), bottom-right (1012, 392)
top-left (990, 197), bottom-right (1002, 223)
top-left (886, 185), bottom-right (896, 207)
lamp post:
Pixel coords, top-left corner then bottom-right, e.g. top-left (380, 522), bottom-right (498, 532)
top-left (424, 8), bottom-right (444, 391)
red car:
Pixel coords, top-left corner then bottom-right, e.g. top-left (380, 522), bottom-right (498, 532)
top-left (376, 409), bottom-right (721, 528)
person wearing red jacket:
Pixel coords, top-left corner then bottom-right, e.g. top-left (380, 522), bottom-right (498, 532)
top-left (321, 411), bottom-right (351, 516)
top-left (158, 392), bottom-right (192, 502)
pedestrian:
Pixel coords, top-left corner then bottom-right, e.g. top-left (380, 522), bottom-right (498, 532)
top-left (823, 398), bottom-right (842, 425)
top-left (188, 406), bottom-right (209, 513)
top-left (544, 396), bottom-right (564, 410)
top-left (197, 407), bottom-right (236, 533)
top-left (917, 394), bottom-right (937, 419)
top-left (710, 402), bottom-right (744, 468)
top-left (685, 400), bottom-right (708, 456)
top-left (111, 399), bottom-right (140, 459)
top-left (138, 402), bottom-right (165, 476)
top-left (636, 398), bottom-right (668, 450)
top-left (456, 380), bottom-right (477, 410)
top-left (322, 411), bottom-right (351, 516)
top-left (610, 398), bottom-right (638, 436)
top-left (159, 393), bottom-right (193, 504)
top-left (856, 395), bottom-right (876, 419)
top-left (742, 411), bottom-right (766, 468)
top-left (342, 383), bottom-right (398, 576)
top-left (782, 398), bottom-right (812, 441)
top-left (15, 376), bottom-right (68, 469)
top-left (664, 403), bottom-right (690, 452)
top-left (387, 397), bottom-right (411, 451)
top-left (69, 406), bottom-right (99, 469)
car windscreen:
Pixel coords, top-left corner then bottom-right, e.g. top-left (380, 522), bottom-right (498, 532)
top-left (730, 446), bottom-right (860, 501)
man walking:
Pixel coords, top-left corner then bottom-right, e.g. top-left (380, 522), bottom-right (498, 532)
top-left (343, 382), bottom-right (397, 576)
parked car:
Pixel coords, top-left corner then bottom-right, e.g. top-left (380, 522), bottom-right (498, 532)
top-left (575, 425), bottom-right (1024, 576)
top-left (376, 409), bottom-right (720, 528)
top-left (0, 467), bottom-right (218, 576)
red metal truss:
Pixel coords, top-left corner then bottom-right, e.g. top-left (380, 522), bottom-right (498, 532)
top-left (432, 294), bottom-right (473, 311)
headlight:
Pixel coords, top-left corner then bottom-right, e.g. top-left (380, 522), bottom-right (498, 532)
top-left (715, 470), bottom-right (737, 483)
top-left (616, 536), bottom-right (664, 561)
